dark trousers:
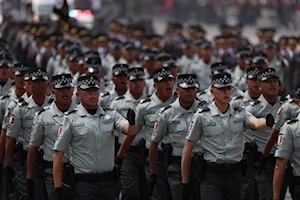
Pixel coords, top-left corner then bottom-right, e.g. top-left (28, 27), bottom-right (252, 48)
top-left (145, 154), bottom-right (172, 200)
top-left (120, 150), bottom-right (150, 200)
top-left (293, 179), bottom-right (300, 200)
top-left (73, 180), bottom-right (114, 200)
top-left (201, 170), bottom-right (243, 200)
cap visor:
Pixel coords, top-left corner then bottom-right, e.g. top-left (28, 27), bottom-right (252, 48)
top-left (260, 75), bottom-right (279, 81)
top-left (179, 83), bottom-right (199, 88)
top-left (32, 76), bottom-right (48, 81)
top-left (53, 83), bottom-right (74, 89)
top-left (128, 76), bottom-right (145, 81)
top-left (213, 83), bottom-right (234, 88)
top-left (79, 85), bottom-right (100, 90)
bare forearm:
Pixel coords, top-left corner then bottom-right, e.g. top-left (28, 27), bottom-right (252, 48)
top-left (149, 141), bottom-right (158, 174)
top-left (181, 147), bottom-right (192, 183)
top-left (0, 129), bottom-right (7, 163)
top-left (123, 123), bottom-right (137, 136)
top-left (248, 118), bottom-right (267, 130)
top-left (26, 146), bottom-right (39, 179)
top-left (53, 151), bottom-right (64, 188)
top-left (263, 130), bottom-right (279, 156)
top-left (273, 164), bottom-right (285, 199)
top-left (5, 137), bottom-right (16, 166)
top-left (117, 135), bottom-right (136, 158)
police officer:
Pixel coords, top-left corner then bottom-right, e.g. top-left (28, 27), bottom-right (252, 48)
top-left (53, 74), bottom-right (137, 200)
top-left (135, 67), bottom-right (176, 200)
top-left (0, 53), bottom-right (14, 96)
top-left (5, 68), bottom-right (51, 200)
top-left (273, 114), bottom-right (300, 199)
top-left (119, 42), bottom-right (139, 68)
top-left (111, 67), bottom-right (147, 200)
top-left (245, 68), bottom-right (287, 200)
top-left (150, 74), bottom-right (202, 200)
top-left (102, 39), bottom-right (123, 78)
top-left (99, 63), bottom-right (129, 108)
top-left (232, 50), bottom-right (251, 92)
top-left (181, 72), bottom-right (273, 200)
top-left (26, 74), bottom-right (77, 200)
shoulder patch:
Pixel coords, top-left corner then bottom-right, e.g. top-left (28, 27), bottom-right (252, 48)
top-left (1, 95), bottom-right (10, 100)
top-left (66, 110), bottom-right (77, 115)
top-left (141, 98), bottom-right (151, 104)
top-left (287, 119), bottom-right (298, 124)
top-left (48, 97), bottom-right (55, 104)
top-left (37, 106), bottom-right (50, 115)
top-left (233, 95), bottom-right (243, 100)
top-left (101, 92), bottom-right (110, 97)
top-left (288, 99), bottom-right (294, 103)
top-left (161, 105), bottom-right (171, 113)
top-left (115, 96), bottom-right (125, 101)
top-left (103, 107), bottom-right (114, 111)
top-left (198, 91), bottom-right (206, 96)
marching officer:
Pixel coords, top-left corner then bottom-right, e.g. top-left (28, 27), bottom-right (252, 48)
top-left (5, 68), bottom-right (51, 200)
top-left (150, 74), bottom-right (202, 200)
top-left (53, 74), bottom-right (137, 200)
top-left (273, 114), bottom-right (300, 199)
top-left (111, 67), bottom-right (147, 200)
top-left (181, 72), bottom-right (274, 200)
top-left (26, 74), bottom-right (77, 200)
top-left (99, 64), bottom-right (129, 108)
top-left (134, 67), bottom-right (176, 200)
top-left (0, 53), bottom-right (14, 96)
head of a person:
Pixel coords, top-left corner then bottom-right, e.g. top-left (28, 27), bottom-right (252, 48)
top-left (278, 36), bottom-right (288, 50)
top-left (162, 60), bottom-right (179, 79)
top-left (51, 74), bottom-right (73, 105)
top-left (246, 66), bottom-right (263, 95)
top-left (67, 50), bottom-right (82, 74)
top-left (236, 50), bottom-right (251, 70)
top-left (85, 56), bottom-right (103, 80)
top-left (262, 41), bottom-right (277, 60)
top-left (155, 52), bottom-right (172, 68)
top-left (122, 42), bottom-right (137, 63)
top-left (210, 62), bottom-right (230, 80)
top-left (0, 54), bottom-right (13, 82)
top-left (112, 63), bottom-right (128, 91)
top-left (251, 56), bottom-right (268, 68)
top-left (258, 68), bottom-right (280, 98)
top-left (180, 40), bottom-right (195, 58)
top-left (153, 67), bottom-right (174, 100)
top-left (13, 63), bottom-right (28, 91)
top-left (108, 40), bottom-right (122, 60)
top-left (288, 37), bottom-right (298, 51)
top-left (177, 74), bottom-right (199, 105)
top-left (76, 75), bottom-right (100, 109)
top-left (127, 67), bottom-right (146, 97)
top-left (140, 49), bottom-right (156, 75)
top-left (210, 73), bottom-right (234, 104)
top-left (294, 83), bottom-right (300, 106)
top-left (200, 42), bottom-right (214, 63)
top-left (29, 68), bottom-right (49, 96)
top-left (57, 41), bottom-right (67, 58)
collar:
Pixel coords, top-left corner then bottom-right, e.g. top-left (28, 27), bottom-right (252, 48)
top-left (51, 100), bottom-right (78, 117)
top-left (259, 95), bottom-right (280, 107)
top-left (150, 92), bottom-right (175, 105)
top-left (77, 103), bottom-right (105, 117)
top-left (27, 95), bottom-right (48, 108)
top-left (173, 98), bottom-right (198, 116)
top-left (125, 91), bottom-right (145, 102)
top-left (209, 101), bottom-right (235, 117)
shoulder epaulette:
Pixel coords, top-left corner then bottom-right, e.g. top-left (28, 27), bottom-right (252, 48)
top-left (198, 91), bottom-right (206, 96)
top-left (233, 95), bottom-right (243, 100)
top-left (101, 92), bottom-right (109, 97)
top-left (18, 101), bottom-right (28, 107)
top-left (198, 107), bottom-right (210, 113)
top-left (37, 106), bottom-right (50, 115)
top-left (66, 110), bottom-right (76, 115)
top-left (161, 105), bottom-right (171, 113)
top-left (141, 98), bottom-right (151, 104)
top-left (146, 94), bottom-right (152, 98)
top-left (250, 99), bottom-right (260, 106)
top-left (1, 95), bottom-right (9, 100)
top-left (115, 96), bottom-right (125, 101)
top-left (287, 119), bottom-right (298, 124)
top-left (48, 97), bottom-right (55, 104)
top-left (18, 97), bottom-right (24, 102)
top-left (234, 106), bottom-right (244, 111)
top-left (103, 107), bottom-right (114, 111)
top-left (288, 99), bottom-right (294, 103)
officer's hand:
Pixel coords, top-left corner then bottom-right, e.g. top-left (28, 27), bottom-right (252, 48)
top-left (266, 113), bottom-right (275, 127)
top-left (127, 108), bottom-right (136, 125)
top-left (26, 179), bottom-right (34, 198)
top-left (115, 156), bottom-right (122, 167)
top-left (4, 166), bottom-right (15, 187)
top-left (182, 183), bottom-right (190, 200)
top-left (149, 174), bottom-right (157, 195)
top-left (55, 187), bottom-right (70, 200)
top-left (257, 155), bottom-right (267, 175)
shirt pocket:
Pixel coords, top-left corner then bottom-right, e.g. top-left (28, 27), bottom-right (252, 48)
top-left (44, 121), bottom-right (55, 127)
top-left (232, 119), bottom-right (244, 133)
top-left (145, 111), bottom-right (157, 127)
top-left (71, 122), bottom-right (89, 137)
top-left (169, 120), bottom-right (186, 133)
top-left (23, 117), bottom-right (33, 128)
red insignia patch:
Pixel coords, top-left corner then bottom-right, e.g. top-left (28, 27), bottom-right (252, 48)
top-left (154, 122), bottom-right (158, 130)
top-left (278, 135), bottom-right (283, 144)
top-left (58, 126), bottom-right (63, 135)
top-left (277, 108), bottom-right (282, 116)
top-left (189, 122), bottom-right (193, 131)
top-left (9, 117), bottom-right (14, 124)
top-left (5, 111), bottom-right (10, 118)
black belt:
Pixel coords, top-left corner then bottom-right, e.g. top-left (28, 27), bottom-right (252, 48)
top-left (126, 145), bottom-right (141, 154)
top-left (294, 176), bottom-right (300, 185)
top-left (170, 155), bottom-right (201, 166)
top-left (256, 152), bottom-right (276, 162)
top-left (43, 160), bottom-right (70, 169)
top-left (75, 171), bottom-right (114, 183)
top-left (205, 162), bottom-right (241, 172)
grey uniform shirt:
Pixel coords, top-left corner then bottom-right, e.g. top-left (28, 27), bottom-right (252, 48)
top-left (99, 89), bottom-right (121, 108)
top-left (53, 104), bottom-right (128, 174)
top-left (29, 101), bottom-right (77, 163)
top-left (110, 91), bottom-right (146, 145)
top-left (2, 93), bottom-right (29, 130)
top-left (0, 78), bottom-right (15, 97)
top-left (136, 93), bottom-right (177, 149)
top-left (273, 99), bottom-right (300, 131)
top-left (275, 118), bottom-right (300, 176)
top-left (187, 102), bottom-right (252, 163)
top-left (246, 95), bottom-right (282, 154)
top-left (152, 98), bottom-right (202, 156)
top-left (6, 96), bottom-right (51, 150)
top-left (0, 90), bottom-right (18, 123)
top-left (232, 66), bottom-right (247, 92)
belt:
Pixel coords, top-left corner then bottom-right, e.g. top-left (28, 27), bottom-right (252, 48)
top-left (43, 160), bottom-right (70, 169)
top-left (205, 162), bottom-right (241, 172)
top-left (126, 145), bottom-right (141, 154)
top-left (256, 152), bottom-right (276, 162)
top-left (170, 155), bottom-right (201, 166)
top-left (75, 171), bottom-right (114, 183)
top-left (294, 176), bottom-right (300, 185)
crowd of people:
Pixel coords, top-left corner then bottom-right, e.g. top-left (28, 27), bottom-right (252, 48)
top-left (0, 15), bottom-right (299, 200)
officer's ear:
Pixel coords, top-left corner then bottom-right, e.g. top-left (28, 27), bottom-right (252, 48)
top-left (153, 82), bottom-right (158, 90)
top-left (210, 86), bottom-right (215, 95)
top-left (76, 89), bottom-right (81, 99)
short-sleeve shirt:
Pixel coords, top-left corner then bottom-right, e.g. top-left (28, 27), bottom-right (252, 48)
top-left (53, 104), bottom-right (127, 174)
